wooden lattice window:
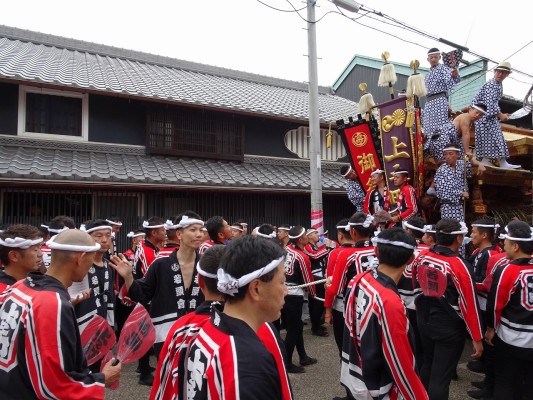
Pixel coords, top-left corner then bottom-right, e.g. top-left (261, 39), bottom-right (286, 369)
top-left (146, 107), bottom-right (244, 161)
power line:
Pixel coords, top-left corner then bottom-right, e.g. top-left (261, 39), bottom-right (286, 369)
top-left (255, 0), bottom-right (306, 13)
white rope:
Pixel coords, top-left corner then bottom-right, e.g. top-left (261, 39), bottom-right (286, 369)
top-left (175, 216), bottom-right (204, 229)
top-left (286, 278), bottom-right (327, 290)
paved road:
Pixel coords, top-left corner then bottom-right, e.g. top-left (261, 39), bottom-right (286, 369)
top-left (106, 320), bottom-right (482, 399)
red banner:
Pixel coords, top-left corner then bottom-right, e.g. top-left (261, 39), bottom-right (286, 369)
top-left (339, 120), bottom-right (382, 192)
top-left (377, 97), bottom-right (423, 202)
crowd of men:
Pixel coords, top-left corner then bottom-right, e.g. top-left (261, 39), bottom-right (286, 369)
top-left (0, 50), bottom-right (530, 400)
top-left (0, 206), bottom-right (531, 400)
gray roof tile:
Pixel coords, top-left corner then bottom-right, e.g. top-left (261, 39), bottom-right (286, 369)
top-left (0, 143), bottom-right (347, 192)
top-left (0, 26), bottom-right (358, 124)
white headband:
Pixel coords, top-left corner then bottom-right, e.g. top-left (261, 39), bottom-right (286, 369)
top-left (256, 231), bottom-right (277, 239)
top-left (472, 223), bottom-right (500, 229)
top-left (277, 227), bottom-right (291, 231)
top-left (217, 256), bottom-right (285, 296)
top-left (80, 225), bottom-right (112, 234)
top-left (371, 169), bottom-right (384, 176)
top-left (175, 216), bottom-right (204, 229)
top-left (41, 224), bottom-right (49, 229)
top-left (306, 229), bottom-right (318, 236)
top-left (371, 236), bottom-right (416, 250)
top-left (427, 50), bottom-right (440, 56)
top-left (402, 220), bottom-right (426, 233)
top-left (471, 105), bottom-right (486, 114)
top-left (142, 220), bottom-right (166, 229)
top-left (47, 227), bottom-right (70, 234)
top-left (288, 227), bottom-right (306, 239)
top-left (231, 225), bottom-right (244, 232)
top-left (499, 226), bottom-right (533, 242)
top-left (336, 224), bottom-right (350, 232)
top-left (127, 231), bottom-right (146, 238)
top-left (46, 235), bottom-right (101, 252)
top-left (443, 146), bottom-right (461, 152)
top-left (341, 166), bottom-right (353, 177)
top-left (196, 262), bottom-right (218, 279)
top-left (423, 225), bottom-right (436, 233)
top-left (105, 219), bottom-right (123, 226)
top-left (439, 221), bottom-right (468, 235)
top-left (349, 215), bottom-right (374, 228)
top-left (0, 237), bottom-right (43, 249)
top-left (164, 220), bottom-right (177, 230)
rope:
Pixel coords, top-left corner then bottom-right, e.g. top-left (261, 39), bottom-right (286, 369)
top-left (286, 278), bottom-right (327, 290)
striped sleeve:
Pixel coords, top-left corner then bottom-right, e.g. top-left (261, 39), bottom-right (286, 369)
top-left (298, 253), bottom-right (315, 296)
top-left (450, 260), bottom-right (483, 341)
top-left (399, 186), bottom-right (418, 221)
top-left (486, 265), bottom-right (516, 329)
top-left (25, 292), bottom-right (105, 400)
top-left (379, 295), bottom-right (428, 400)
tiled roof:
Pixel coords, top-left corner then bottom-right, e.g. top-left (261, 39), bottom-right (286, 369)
top-left (0, 137), bottom-right (346, 192)
top-left (0, 25), bottom-right (358, 124)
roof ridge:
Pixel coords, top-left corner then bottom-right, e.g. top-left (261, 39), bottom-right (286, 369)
top-left (0, 24), bottom-right (333, 94)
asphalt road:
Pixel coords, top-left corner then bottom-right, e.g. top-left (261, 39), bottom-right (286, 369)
top-left (106, 320), bottom-right (482, 399)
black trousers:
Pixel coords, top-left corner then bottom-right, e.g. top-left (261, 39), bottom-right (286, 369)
top-left (309, 281), bottom-right (325, 332)
top-left (417, 313), bottom-right (465, 400)
top-left (493, 336), bottom-right (533, 400)
top-left (332, 308), bottom-right (344, 358)
top-left (282, 295), bottom-right (308, 365)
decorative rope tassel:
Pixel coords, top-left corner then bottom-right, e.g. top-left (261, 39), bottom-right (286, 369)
top-left (358, 82), bottom-right (375, 118)
top-left (378, 51), bottom-right (397, 99)
top-left (406, 60), bottom-right (427, 98)
top-left (326, 122), bottom-right (332, 148)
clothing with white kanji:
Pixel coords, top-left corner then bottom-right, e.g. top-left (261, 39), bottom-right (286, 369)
top-left (124, 250), bottom-right (204, 350)
top-left (422, 63), bottom-right (460, 137)
top-left (472, 78), bottom-right (509, 159)
top-left (73, 261), bottom-right (116, 332)
top-left (434, 159), bottom-right (471, 221)
top-left (346, 179), bottom-right (366, 212)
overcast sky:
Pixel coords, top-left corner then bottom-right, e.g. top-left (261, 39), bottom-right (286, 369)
top-left (2, 0), bottom-right (532, 101)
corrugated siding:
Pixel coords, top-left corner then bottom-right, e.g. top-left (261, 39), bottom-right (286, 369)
top-left (284, 126), bottom-right (347, 161)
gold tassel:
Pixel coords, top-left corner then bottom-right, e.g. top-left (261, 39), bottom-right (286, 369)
top-left (406, 60), bottom-right (427, 98)
top-left (378, 52), bottom-right (397, 86)
top-left (358, 83), bottom-right (375, 116)
top-left (326, 123), bottom-right (332, 148)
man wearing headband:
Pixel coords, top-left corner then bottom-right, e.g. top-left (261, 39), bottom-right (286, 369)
top-left (466, 218), bottom-right (501, 398)
top-left (422, 48), bottom-right (460, 150)
top-left (283, 226), bottom-right (318, 373)
top-left (484, 221), bottom-right (533, 399)
top-left (277, 224), bottom-right (291, 248)
top-left (412, 219), bottom-right (483, 400)
top-left (41, 215), bottom-right (76, 270)
top-left (434, 143), bottom-right (470, 222)
top-left (199, 216), bottom-right (232, 255)
top-left (363, 169), bottom-right (390, 218)
top-left (472, 61), bottom-right (521, 169)
top-left (182, 236), bottom-right (292, 399)
top-left (0, 229), bottom-right (122, 399)
top-left (422, 225), bottom-right (437, 248)
top-left (111, 211), bottom-right (205, 382)
top-left (124, 230), bottom-right (146, 264)
top-left (324, 218), bottom-right (356, 358)
top-left (72, 219), bottom-right (116, 340)
top-left (230, 222), bottom-right (245, 239)
top-left (0, 224), bottom-right (43, 292)
top-left (397, 217), bottom-right (429, 367)
top-left (304, 228), bottom-right (332, 337)
top-left (342, 228), bottom-right (428, 400)
top-left (390, 170), bottom-right (418, 225)
top-left (105, 216), bottom-right (122, 257)
top-left (134, 216), bottom-right (167, 279)
top-left (340, 165), bottom-right (366, 212)
top-left (151, 245), bottom-right (226, 400)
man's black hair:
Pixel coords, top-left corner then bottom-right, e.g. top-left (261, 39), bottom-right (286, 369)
top-left (219, 236), bottom-right (286, 302)
top-left (143, 216), bottom-right (165, 235)
top-left (349, 212), bottom-right (373, 238)
top-left (205, 216), bottom-right (226, 244)
top-left (83, 219), bottom-right (111, 232)
top-left (173, 211), bottom-right (202, 227)
top-left (258, 224), bottom-right (276, 236)
top-left (472, 217), bottom-right (497, 242)
top-left (506, 220), bottom-right (533, 254)
top-left (405, 216), bottom-right (426, 239)
top-left (376, 227), bottom-right (416, 268)
top-left (336, 218), bottom-right (351, 241)
top-left (0, 224), bottom-right (42, 266)
top-left (278, 224), bottom-right (291, 230)
top-left (436, 219), bottom-right (462, 247)
top-left (288, 226), bottom-right (306, 246)
top-left (48, 215), bottom-right (76, 230)
top-left (199, 244), bottom-right (226, 294)
top-left (472, 103), bottom-right (487, 112)
top-left (340, 165), bottom-right (351, 176)
top-left (107, 216), bottom-right (122, 223)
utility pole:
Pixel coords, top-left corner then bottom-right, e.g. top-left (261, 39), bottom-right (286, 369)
top-left (306, 0), bottom-right (324, 234)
